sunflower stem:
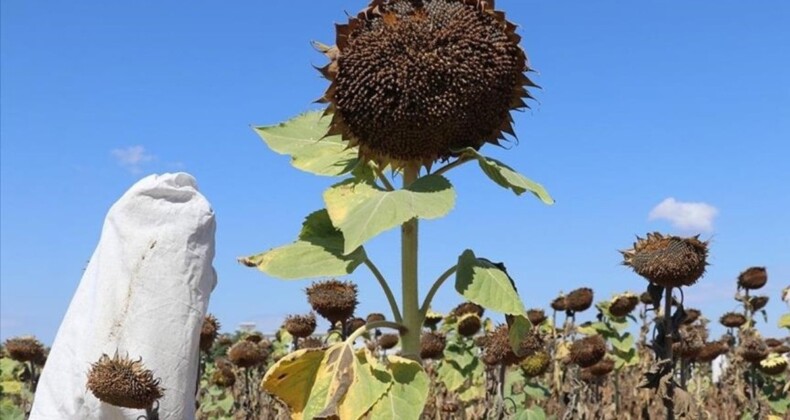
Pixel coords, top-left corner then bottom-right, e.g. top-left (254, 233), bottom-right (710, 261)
top-left (400, 163), bottom-right (421, 362)
top-left (664, 286), bottom-right (675, 420)
top-left (419, 264), bottom-right (457, 319)
top-left (433, 155), bottom-right (473, 176)
top-left (364, 258), bottom-right (402, 323)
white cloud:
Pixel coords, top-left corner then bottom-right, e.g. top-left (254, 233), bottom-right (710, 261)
top-left (648, 197), bottom-right (718, 232)
top-left (111, 145), bottom-right (155, 174)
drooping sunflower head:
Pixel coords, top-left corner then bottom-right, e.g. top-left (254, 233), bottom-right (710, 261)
top-left (199, 314), bottom-right (221, 353)
top-left (318, 0), bottom-right (535, 169)
top-left (86, 352), bottom-right (163, 410)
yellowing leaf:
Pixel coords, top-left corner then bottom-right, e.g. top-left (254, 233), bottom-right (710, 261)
top-left (253, 112), bottom-right (358, 176)
top-left (364, 355), bottom-right (429, 420)
top-left (261, 348), bottom-right (325, 419)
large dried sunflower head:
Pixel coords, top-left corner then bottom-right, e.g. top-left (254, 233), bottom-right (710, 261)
top-left (719, 312), bottom-right (747, 329)
top-left (86, 352), bottom-right (163, 409)
top-left (457, 313), bottom-right (483, 337)
top-left (200, 314), bottom-right (221, 353)
top-left (306, 279), bottom-right (359, 326)
top-left (4, 336), bottom-right (45, 364)
top-left (317, 0), bottom-right (535, 169)
top-left (527, 308), bottom-right (547, 326)
top-left (565, 287), bottom-right (593, 313)
top-left (621, 232), bottom-right (709, 288)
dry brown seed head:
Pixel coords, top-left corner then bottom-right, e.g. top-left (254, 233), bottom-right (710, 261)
top-left (283, 313), bottom-right (317, 339)
top-left (86, 352), bottom-right (163, 409)
top-left (200, 314), bottom-right (221, 353)
top-left (758, 353), bottom-right (788, 375)
top-left (300, 337), bottom-right (325, 349)
top-left (719, 312), bottom-right (747, 329)
top-left (550, 295), bottom-right (567, 312)
top-left (621, 232), bottom-right (709, 288)
top-left (319, 0), bottom-right (534, 169)
top-left (748, 295), bottom-right (769, 311)
top-left (588, 357), bottom-right (615, 377)
top-left (740, 337), bottom-right (768, 363)
top-left (346, 317), bottom-right (367, 335)
top-left (609, 293), bottom-right (639, 317)
top-left (457, 313), bottom-right (483, 337)
top-left (227, 341), bottom-right (267, 368)
top-left (378, 333), bottom-right (400, 350)
top-left (424, 309), bottom-right (444, 327)
top-left (420, 331), bottom-right (447, 360)
top-left (737, 266), bottom-right (767, 290)
top-left (570, 335), bottom-right (606, 368)
top-left (682, 308), bottom-right (702, 325)
top-left (3, 336), bottom-right (45, 364)
top-left (210, 366), bottom-right (236, 388)
top-left (366, 313), bottom-right (386, 324)
top-left (565, 287), bottom-right (593, 313)
top-left (306, 279), bottom-right (359, 326)
top-left (527, 309), bottom-right (547, 326)
top-left (452, 301), bottom-right (485, 318)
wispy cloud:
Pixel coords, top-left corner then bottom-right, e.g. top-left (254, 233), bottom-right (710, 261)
top-left (648, 197), bottom-right (718, 232)
top-left (111, 145), bottom-right (155, 174)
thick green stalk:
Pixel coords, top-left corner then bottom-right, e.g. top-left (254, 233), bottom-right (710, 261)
top-left (401, 163), bottom-right (421, 361)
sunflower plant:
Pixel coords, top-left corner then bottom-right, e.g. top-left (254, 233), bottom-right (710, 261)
top-left (241, 0), bottom-right (553, 418)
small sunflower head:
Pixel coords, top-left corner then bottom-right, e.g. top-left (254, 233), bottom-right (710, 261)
top-left (4, 336), bottom-right (45, 364)
top-left (283, 313), bottom-right (317, 338)
top-left (318, 0), bottom-right (535, 169)
top-left (306, 279), bottom-right (359, 326)
top-left (695, 341), bottom-right (729, 363)
top-left (378, 333), bottom-right (400, 350)
top-left (86, 352), bottom-right (163, 409)
top-left (621, 232), bottom-right (709, 288)
top-left (550, 295), bottom-right (567, 312)
top-left (719, 312), bottom-right (747, 329)
top-left (227, 341), bottom-right (268, 368)
top-left (420, 331), bottom-right (447, 360)
top-left (527, 309), bottom-right (547, 326)
top-left (565, 288), bottom-right (593, 313)
top-left (521, 351), bottom-right (550, 378)
top-left (423, 309), bottom-right (444, 328)
top-left (587, 357), bottom-right (615, 377)
top-left (739, 336), bottom-right (768, 363)
top-left (346, 317), bottom-right (367, 336)
top-left (748, 295), bottom-right (769, 311)
top-left (457, 313), bottom-right (483, 337)
top-left (200, 314), bottom-right (221, 353)
top-left (639, 292), bottom-right (653, 305)
top-left (608, 293), bottom-right (639, 318)
top-left (570, 335), bottom-right (606, 368)
top-left (737, 266), bottom-right (767, 290)
top-left (672, 325), bottom-right (705, 360)
top-left (210, 365), bottom-right (236, 388)
top-left (300, 337), bottom-right (325, 349)
top-left (366, 313), bottom-right (386, 324)
top-left (452, 301), bottom-right (485, 318)
top-left (757, 353), bottom-right (788, 376)
top-left (682, 308), bottom-right (702, 325)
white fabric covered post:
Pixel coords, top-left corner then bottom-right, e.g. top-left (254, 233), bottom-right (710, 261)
top-left (31, 173), bottom-right (217, 420)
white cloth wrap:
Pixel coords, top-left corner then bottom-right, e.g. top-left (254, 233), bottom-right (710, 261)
top-left (31, 173), bottom-right (217, 420)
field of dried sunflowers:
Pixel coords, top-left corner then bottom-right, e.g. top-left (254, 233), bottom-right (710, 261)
top-left (3, 265), bottom-right (788, 419)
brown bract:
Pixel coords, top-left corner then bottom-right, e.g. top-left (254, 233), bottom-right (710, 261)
top-left (284, 313), bottom-right (317, 338)
top-left (4, 336), bottom-right (45, 364)
top-left (621, 232), bottom-right (709, 288)
top-left (570, 335), bottom-right (606, 368)
top-left (227, 341), bottom-right (268, 368)
top-left (86, 353), bottom-right (163, 410)
top-left (420, 331), bottom-right (447, 360)
top-left (737, 266), bottom-right (767, 290)
top-left (317, 0), bottom-right (534, 169)
top-left (306, 279), bottom-right (358, 326)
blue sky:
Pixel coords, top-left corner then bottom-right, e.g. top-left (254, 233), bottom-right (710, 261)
top-left (2, 1), bottom-right (788, 344)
